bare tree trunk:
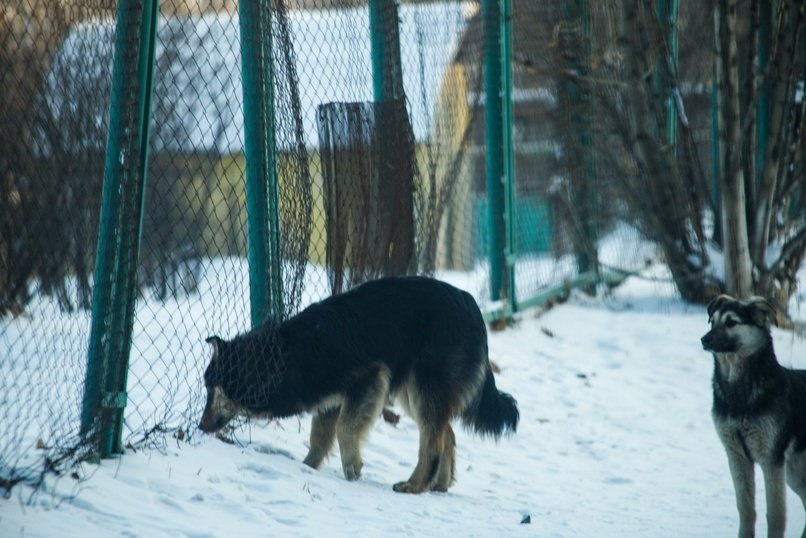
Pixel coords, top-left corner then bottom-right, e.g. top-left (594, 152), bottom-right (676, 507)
top-left (589, 0), bottom-right (718, 303)
top-left (583, 0), bottom-right (803, 315)
top-left (715, 0), bottom-right (753, 298)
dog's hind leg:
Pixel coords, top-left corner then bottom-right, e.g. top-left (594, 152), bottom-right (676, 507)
top-left (393, 419), bottom-right (453, 494)
top-left (336, 365), bottom-right (390, 481)
top-left (393, 382), bottom-right (455, 493)
top-left (785, 452), bottom-right (806, 538)
top-left (761, 463), bottom-right (786, 538)
top-left (430, 424), bottom-right (456, 492)
top-left (393, 359), bottom-right (459, 494)
top-left (303, 407), bottom-right (339, 469)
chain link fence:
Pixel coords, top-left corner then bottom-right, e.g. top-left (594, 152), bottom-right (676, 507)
top-left (1, 0), bottom-right (682, 490)
top-left (1, 0), bottom-right (114, 490)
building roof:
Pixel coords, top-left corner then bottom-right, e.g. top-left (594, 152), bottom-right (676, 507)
top-left (36, 3), bottom-right (471, 155)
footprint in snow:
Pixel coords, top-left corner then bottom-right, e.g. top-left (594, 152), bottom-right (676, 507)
top-left (253, 444), bottom-right (295, 460)
top-left (604, 476), bottom-right (632, 485)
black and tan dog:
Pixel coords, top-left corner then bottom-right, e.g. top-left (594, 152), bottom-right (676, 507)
top-left (702, 294), bottom-right (806, 538)
top-left (199, 276), bottom-right (519, 493)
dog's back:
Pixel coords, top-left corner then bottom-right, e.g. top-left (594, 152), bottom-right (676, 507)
top-left (280, 276), bottom-right (517, 435)
top-left (281, 276), bottom-right (487, 389)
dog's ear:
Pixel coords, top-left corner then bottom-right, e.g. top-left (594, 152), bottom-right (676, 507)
top-left (706, 294), bottom-right (733, 322)
top-left (746, 296), bottom-right (776, 329)
top-left (205, 336), bottom-right (223, 360)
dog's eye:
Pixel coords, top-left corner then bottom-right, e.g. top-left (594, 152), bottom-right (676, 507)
top-left (725, 319), bottom-right (737, 328)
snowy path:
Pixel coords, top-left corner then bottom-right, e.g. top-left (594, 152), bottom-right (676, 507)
top-left (3, 276), bottom-right (806, 537)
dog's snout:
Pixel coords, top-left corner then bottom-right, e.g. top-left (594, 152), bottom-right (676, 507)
top-left (701, 332), bottom-right (713, 350)
top-left (701, 328), bottom-right (737, 353)
top-left (198, 409), bottom-right (222, 433)
top-left (198, 416), bottom-right (220, 434)
top-left (198, 405), bottom-right (218, 433)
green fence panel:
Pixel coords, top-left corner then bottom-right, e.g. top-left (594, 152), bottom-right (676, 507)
top-left (1, 0), bottom-right (669, 488)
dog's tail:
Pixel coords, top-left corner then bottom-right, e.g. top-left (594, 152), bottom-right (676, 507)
top-left (462, 366), bottom-right (519, 439)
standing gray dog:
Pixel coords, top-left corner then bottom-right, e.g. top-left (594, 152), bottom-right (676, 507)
top-left (702, 295), bottom-right (806, 538)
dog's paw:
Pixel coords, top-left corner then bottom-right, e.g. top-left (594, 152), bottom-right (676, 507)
top-left (342, 460), bottom-right (362, 481)
top-left (430, 482), bottom-right (449, 493)
top-left (302, 454), bottom-right (322, 469)
top-left (393, 480), bottom-right (426, 494)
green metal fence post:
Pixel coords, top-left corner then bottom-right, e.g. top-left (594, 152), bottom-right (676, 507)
top-left (565, 0), bottom-right (598, 282)
top-left (482, 0), bottom-right (510, 307)
top-left (369, 0), bottom-right (416, 277)
top-left (240, 0), bottom-right (283, 326)
top-left (656, 0), bottom-right (679, 149)
top-left (581, 0), bottom-right (598, 282)
top-left (500, 0), bottom-right (516, 311)
top-left (369, 0), bottom-right (404, 102)
top-left (81, 0), bottom-right (159, 458)
top-left (710, 52), bottom-right (722, 243)
top-left (755, 0), bottom-right (770, 187)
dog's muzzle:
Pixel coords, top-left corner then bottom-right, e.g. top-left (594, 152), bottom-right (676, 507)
top-left (701, 331), bottom-right (714, 351)
top-left (198, 412), bottom-right (230, 434)
top-left (198, 386), bottom-right (239, 433)
top-left (701, 328), bottom-right (736, 353)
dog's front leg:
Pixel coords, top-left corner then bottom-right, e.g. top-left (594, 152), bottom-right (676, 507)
top-left (725, 447), bottom-right (756, 538)
top-left (303, 407), bottom-right (339, 469)
top-left (760, 463), bottom-right (786, 538)
top-left (336, 365), bottom-right (390, 481)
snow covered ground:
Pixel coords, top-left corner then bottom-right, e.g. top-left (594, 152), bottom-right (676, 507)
top-left (2, 268), bottom-right (806, 537)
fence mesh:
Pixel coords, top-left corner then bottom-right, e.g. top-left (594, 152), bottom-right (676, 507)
top-left (1, 0), bottom-right (696, 489)
top-left (1, 0), bottom-right (114, 489)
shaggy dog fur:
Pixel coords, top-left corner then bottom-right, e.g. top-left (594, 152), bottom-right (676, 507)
top-left (199, 276), bottom-right (519, 493)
